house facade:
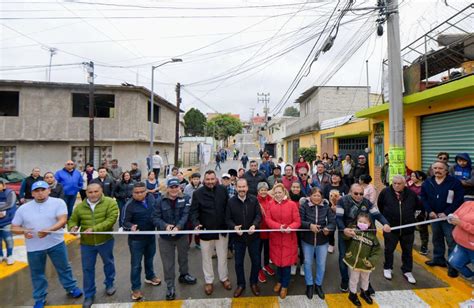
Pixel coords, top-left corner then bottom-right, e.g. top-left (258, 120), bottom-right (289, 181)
top-left (0, 80), bottom-right (180, 175)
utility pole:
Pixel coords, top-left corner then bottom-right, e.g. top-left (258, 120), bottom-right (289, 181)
top-left (366, 59), bottom-right (370, 108)
top-left (386, 0), bottom-right (406, 177)
top-left (85, 61), bottom-right (95, 164)
top-left (257, 92), bottom-right (270, 125)
top-left (174, 82), bottom-right (181, 167)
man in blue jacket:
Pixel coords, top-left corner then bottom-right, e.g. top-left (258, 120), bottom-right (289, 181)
top-left (153, 177), bottom-right (197, 301)
top-left (421, 161), bottom-right (464, 277)
top-left (55, 160), bottom-right (83, 218)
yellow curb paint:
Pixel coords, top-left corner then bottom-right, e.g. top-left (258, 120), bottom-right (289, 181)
top-left (0, 261), bottom-right (28, 279)
top-left (133, 300), bottom-right (183, 308)
top-left (414, 287), bottom-right (471, 307)
top-left (326, 293), bottom-right (380, 307)
top-left (232, 296), bottom-right (279, 308)
top-left (64, 233), bottom-right (78, 244)
top-left (2, 238), bottom-right (24, 248)
top-left (45, 305), bottom-right (82, 308)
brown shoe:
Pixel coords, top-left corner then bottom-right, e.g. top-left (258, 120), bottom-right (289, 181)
top-left (233, 286), bottom-right (244, 297)
top-left (204, 283), bottom-right (213, 295)
top-left (131, 290), bottom-right (143, 301)
top-left (273, 283), bottom-right (282, 293)
top-left (221, 279), bottom-right (232, 290)
top-left (251, 284), bottom-right (261, 296)
top-left (280, 287), bottom-right (288, 299)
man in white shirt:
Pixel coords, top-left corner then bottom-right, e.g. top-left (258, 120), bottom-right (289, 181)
top-left (12, 181), bottom-right (83, 308)
top-left (152, 150), bottom-right (164, 178)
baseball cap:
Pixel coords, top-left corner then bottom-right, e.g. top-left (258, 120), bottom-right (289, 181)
top-left (358, 154), bottom-right (366, 159)
top-left (190, 172), bottom-right (201, 179)
top-left (167, 177), bottom-right (180, 187)
top-left (221, 173), bottom-right (231, 179)
top-left (272, 165), bottom-right (281, 170)
top-left (32, 181), bottom-right (49, 191)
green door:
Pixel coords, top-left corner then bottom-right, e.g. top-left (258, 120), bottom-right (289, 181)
top-left (421, 107), bottom-right (474, 172)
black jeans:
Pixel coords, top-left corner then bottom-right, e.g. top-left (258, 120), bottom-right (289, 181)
top-left (234, 239), bottom-right (261, 288)
top-left (297, 232), bottom-right (305, 265)
top-left (383, 232), bottom-right (414, 273)
top-left (328, 231), bottom-right (335, 246)
top-left (259, 238), bottom-right (270, 266)
top-left (416, 212), bottom-right (429, 248)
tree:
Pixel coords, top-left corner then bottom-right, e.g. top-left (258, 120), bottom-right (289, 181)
top-left (184, 108), bottom-right (206, 136)
top-left (283, 106), bottom-right (299, 117)
top-left (205, 114), bottom-right (243, 141)
top-left (297, 147), bottom-right (317, 164)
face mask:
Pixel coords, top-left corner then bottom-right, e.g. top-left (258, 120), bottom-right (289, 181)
top-left (357, 222), bottom-right (369, 231)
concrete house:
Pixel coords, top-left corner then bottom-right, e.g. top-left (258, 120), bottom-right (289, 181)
top-left (0, 80), bottom-right (180, 175)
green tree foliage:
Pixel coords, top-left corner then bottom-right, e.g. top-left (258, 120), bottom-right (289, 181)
top-left (298, 147), bottom-right (317, 164)
top-left (283, 106), bottom-right (300, 117)
top-left (184, 108), bottom-right (206, 136)
top-left (206, 114), bottom-right (243, 140)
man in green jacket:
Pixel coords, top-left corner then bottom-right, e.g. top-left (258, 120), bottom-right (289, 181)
top-left (68, 183), bottom-right (119, 308)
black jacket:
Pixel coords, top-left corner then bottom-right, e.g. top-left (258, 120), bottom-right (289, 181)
top-left (244, 170), bottom-right (268, 196)
top-left (377, 186), bottom-right (419, 235)
top-left (130, 169), bottom-right (142, 182)
top-left (299, 199), bottom-right (336, 246)
top-left (352, 163), bottom-right (369, 183)
top-left (49, 182), bottom-right (64, 199)
top-left (114, 180), bottom-right (135, 200)
top-left (153, 193), bottom-right (190, 240)
top-left (92, 177), bottom-right (115, 197)
top-left (122, 193), bottom-right (157, 241)
top-left (22, 175), bottom-right (43, 199)
top-left (323, 183), bottom-right (349, 200)
top-left (190, 184), bottom-right (229, 240)
top-left (225, 194), bottom-right (261, 243)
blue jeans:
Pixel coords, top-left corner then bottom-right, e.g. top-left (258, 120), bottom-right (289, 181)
top-left (448, 244), bottom-right (474, 278)
top-left (338, 233), bottom-right (350, 284)
top-left (80, 239), bottom-right (115, 299)
top-left (431, 221), bottom-right (455, 264)
top-left (276, 266), bottom-right (291, 288)
top-left (27, 242), bottom-right (78, 302)
top-left (0, 224), bottom-right (13, 257)
top-left (234, 239), bottom-right (261, 288)
top-left (302, 241), bottom-right (329, 286)
top-left (63, 194), bottom-right (77, 218)
top-left (129, 237), bottom-right (156, 291)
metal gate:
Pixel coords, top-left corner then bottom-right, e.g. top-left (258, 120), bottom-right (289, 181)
top-left (338, 137), bottom-right (368, 159)
top-left (421, 107), bottom-right (474, 171)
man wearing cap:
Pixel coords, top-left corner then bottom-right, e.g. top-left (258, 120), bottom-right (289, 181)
top-left (153, 178), bottom-right (197, 300)
top-left (221, 173), bottom-right (236, 198)
top-left (228, 169), bottom-right (238, 186)
top-left (68, 183), bottom-right (119, 308)
top-left (55, 160), bottom-right (83, 218)
top-left (123, 182), bottom-right (162, 301)
top-left (190, 170), bottom-right (231, 295)
top-left (12, 181), bottom-right (83, 308)
top-left (352, 155), bottom-right (370, 184)
top-left (267, 166), bottom-right (282, 189)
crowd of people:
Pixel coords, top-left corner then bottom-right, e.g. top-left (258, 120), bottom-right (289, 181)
top-left (0, 149), bottom-right (473, 308)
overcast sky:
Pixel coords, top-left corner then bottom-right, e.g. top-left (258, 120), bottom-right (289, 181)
top-left (1, 0), bottom-right (472, 120)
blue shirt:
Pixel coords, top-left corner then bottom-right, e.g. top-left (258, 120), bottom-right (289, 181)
top-left (12, 197), bottom-right (67, 252)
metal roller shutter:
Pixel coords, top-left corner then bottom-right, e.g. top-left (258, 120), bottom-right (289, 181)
top-left (421, 107), bottom-right (474, 171)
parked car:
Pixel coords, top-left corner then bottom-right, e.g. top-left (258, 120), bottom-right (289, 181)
top-left (0, 169), bottom-right (26, 197)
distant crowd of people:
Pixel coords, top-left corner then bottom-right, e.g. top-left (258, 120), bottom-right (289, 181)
top-left (0, 149), bottom-right (472, 307)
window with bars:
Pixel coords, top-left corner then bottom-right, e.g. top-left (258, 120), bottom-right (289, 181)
top-left (0, 146), bottom-right (17, 169)
top-left (71, 146), bottom-right (112, 171)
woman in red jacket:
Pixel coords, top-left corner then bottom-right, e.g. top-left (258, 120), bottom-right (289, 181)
top-left (257, 182), bottom-right (275, 283)
top-left (265, 183), bottom-right (301, 299)
top-left (448, 200), bottom-right (474, 278)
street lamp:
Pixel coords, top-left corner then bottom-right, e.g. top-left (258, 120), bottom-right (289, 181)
top-left (149, 58), bottom-right (183, 169)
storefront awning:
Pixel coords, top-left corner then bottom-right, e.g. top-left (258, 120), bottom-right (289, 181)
top-left (325, 131), bottom-right (371, 139)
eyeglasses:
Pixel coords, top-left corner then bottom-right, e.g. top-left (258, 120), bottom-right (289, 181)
top-left (169, 185), bottom-right (180, 189)
top-left (299, 173), bottom-right (307, 176)
top-left (66, 163), bottom-right (74, 165)
top-left (438, 156), bottom-right (448, 161)
top-left (353, 192), bottom-right (364, 196)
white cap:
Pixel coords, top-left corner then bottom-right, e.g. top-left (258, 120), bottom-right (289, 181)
top-left (221, 173), bottom-right (231, 179)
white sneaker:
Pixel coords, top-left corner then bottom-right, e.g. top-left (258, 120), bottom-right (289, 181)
top-left (383, 269), bottom-right (392, 280)
top-left (290, 264), bottom-right (297, 276)
top-left (118, 227), bottom-right (124, 232)
top-left (300, 266), bottom-right (305, 276)
top-left (328, 245), bottom-right (335, 254)
top-left (403, 272), bottom-right (416, 284)
top-left (6, 256), bottom-right (14, 265)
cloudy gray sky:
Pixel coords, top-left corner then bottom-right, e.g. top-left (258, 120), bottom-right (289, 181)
top-left (1, 0), bottom-right (472, 120)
